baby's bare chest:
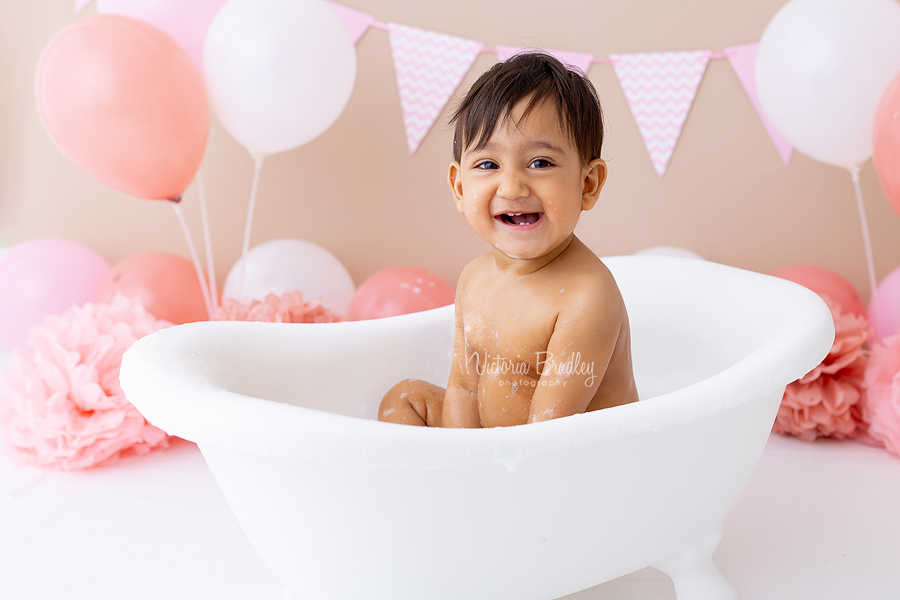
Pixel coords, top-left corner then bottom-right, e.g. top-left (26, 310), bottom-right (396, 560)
top-left (460, 291), bottom-right (559, 375)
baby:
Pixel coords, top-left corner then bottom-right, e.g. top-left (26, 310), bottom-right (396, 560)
top-left (379, 52), bottom-right (638, 428)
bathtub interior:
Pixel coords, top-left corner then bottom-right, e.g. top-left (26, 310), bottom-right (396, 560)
top-left (182, 306), bottom-right (455, 422)
top-left (174, 255), bottom-right (817, 421)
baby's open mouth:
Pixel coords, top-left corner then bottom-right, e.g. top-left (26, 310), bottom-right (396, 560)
top-left (496, 212), bottom-right (542, 226)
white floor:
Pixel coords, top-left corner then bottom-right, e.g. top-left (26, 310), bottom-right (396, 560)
top-left (1, 347), bottom-right (899, 599)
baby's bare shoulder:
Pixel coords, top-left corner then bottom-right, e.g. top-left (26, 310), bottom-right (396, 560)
top-left (457, 253), bottom-right (492, 291)
top-left (558, 256), bottom-right (625, 319)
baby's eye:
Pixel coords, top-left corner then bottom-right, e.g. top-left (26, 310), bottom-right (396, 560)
top-left (529, 158), bottom-right (553, 169)
top-left (475, 160), bottom-right (498, 170)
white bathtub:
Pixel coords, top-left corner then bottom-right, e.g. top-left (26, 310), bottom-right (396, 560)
top-left (120, 256), bottom-right (834, 600)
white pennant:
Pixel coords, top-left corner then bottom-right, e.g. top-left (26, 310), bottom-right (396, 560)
top-left (388, 23), bottom-right (483, 154)
top-left (611, 51), bottom-right (711, 177)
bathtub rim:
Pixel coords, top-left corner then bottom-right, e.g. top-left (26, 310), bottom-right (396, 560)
top-left (120, 256), bottom-right (835, 466)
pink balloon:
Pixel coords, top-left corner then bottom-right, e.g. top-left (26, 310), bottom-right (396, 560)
top-left (771, 265), bottom-right (865, 318)
top-left (874, 69), bottom-right (900, 217)
top-left (0, 238), bottom-right (110, 348)
top-left (96, 0), bottom-right (228, 70)
top-left (348, 267), bottom-right (455, 321)
top-left (96, 252), bottom-right (214, 325)
top-left (35, 14), bottom-right (209, 201)
top-left (868, 264), bottom-right (900, 343)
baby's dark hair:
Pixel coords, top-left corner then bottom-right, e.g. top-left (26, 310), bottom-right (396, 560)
top-left (449, 52), bottom-right (605, 166)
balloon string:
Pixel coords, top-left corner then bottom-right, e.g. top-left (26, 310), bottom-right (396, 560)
top-left (239, 155), bottom-right (265, 298)
top-left (172, 202), bottom-right (213, 320)
top-left (849, 164), bottom-right (880, 333)
top-left (197, 169), bottom-right (218, 312)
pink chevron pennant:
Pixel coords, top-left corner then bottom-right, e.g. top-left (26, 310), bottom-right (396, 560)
top-left (328, 2), bottom-right (374, 45)
top-left (388, 23), bottom-right (483, 154)
top-left (611, 51), bottom-right (711, 177)
top-left (725, 43), bottom-right (793, 166)
top-left (494, 46), bottom-right (594, 75)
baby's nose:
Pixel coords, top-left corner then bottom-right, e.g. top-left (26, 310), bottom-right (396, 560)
top-left (497, 169), bottom-right (529, 200)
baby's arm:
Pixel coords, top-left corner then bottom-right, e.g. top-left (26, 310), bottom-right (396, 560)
top-left (441, 270), bottom-right (482, 428)
top-left (527, 287), bottom-right (621, 423)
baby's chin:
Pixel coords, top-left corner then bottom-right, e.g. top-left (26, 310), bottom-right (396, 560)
top-left (491, 231), bottom-right (579, 262)
top-left (492, 242), bottom-right (553, 261)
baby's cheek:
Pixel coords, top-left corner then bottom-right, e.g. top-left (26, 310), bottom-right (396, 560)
top-left (465, 218), bottom-right (495, 244)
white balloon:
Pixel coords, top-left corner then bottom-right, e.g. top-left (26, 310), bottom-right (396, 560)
top-left (756, 0), bottom-right (900, 167)
top-left (223, 239), bottom-right (356, 313)
top-left (633, 246), bottom-right (705, 260)
top-left (204, 0), bottom-right (357, 157)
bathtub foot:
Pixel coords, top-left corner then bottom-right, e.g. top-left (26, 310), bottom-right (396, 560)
top-left (653, 526), bottom-right (738, 600)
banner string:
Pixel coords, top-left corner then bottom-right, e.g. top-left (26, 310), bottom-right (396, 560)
top-left (370, 19), bottom-right (737, 65)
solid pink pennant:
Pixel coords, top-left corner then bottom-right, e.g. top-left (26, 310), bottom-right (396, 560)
top-left (494, 46), bottom-right (594, 75)
top-left (327, 2), bottom-right (374, 45)
top-left (388, 23), bottom-right (483, 154)
top-left (611, 51), bottom-right (711, 177)
top-left (725, 42), bottom-right (793, 166)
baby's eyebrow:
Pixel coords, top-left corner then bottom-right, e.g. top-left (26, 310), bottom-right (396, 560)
top-left (524, 140), bottom-right (566, 154)
top-left (481, 140), bottom-right (566, 154)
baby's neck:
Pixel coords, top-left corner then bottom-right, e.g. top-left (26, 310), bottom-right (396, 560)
top-left (492, 234), bottom-right (577, 277)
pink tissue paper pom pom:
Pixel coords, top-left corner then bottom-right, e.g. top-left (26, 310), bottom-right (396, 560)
top-left (0, 294), bottom-right (172, 470)
top-left (214, 290), bottom-right (345, 323)
top-left (773, 295), bottom-right (870, 442)
top-left (862, 335), bottom-right (900, 458)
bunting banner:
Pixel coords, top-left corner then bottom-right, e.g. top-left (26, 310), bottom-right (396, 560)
top-left (611, 51), bottom-right (711, 177)
top-left (328, 1), bottom-right (374, 45)
top-left (72, 1), bottom-right (797, 175)
top-left (495, 45), bottom-right (594, 75)
top-left (387, 23), bottom-right (483, 154)
top-left (725, 43), bottom-right (793, 165)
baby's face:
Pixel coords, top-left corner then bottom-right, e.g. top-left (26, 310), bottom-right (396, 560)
top-left (449, 98), bottom-right (605, 261)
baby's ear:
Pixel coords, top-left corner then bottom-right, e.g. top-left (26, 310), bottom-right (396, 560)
top-left (448, 162), bottom-right (465, 214)
top-left (582, 159), bottom-right (607, 211)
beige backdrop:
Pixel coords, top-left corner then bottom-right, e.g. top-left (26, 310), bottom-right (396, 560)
top-left (2, 0), bottom-right (899, 303)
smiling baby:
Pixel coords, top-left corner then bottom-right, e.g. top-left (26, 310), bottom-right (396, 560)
top-left (378, 52), bottom-right (638, 428)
